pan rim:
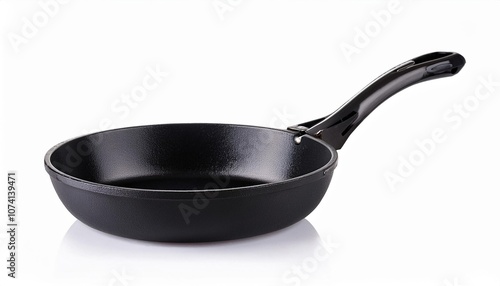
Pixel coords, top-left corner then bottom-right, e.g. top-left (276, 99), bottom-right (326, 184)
top-left (44, 123), bottom-right (338, 200)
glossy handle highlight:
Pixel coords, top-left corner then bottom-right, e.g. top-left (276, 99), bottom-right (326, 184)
top-left (290, 52), bottom-right (466, 149)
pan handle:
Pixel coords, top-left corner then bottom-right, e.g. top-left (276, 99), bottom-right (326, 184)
top-left (288, 52), bottom-right (466, 148)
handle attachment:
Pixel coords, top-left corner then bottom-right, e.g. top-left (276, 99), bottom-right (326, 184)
top-left (288, 52), bottom-right (466, 148)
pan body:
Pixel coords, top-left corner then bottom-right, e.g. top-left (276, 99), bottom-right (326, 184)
top-left (45, 124), bottom-right (337, 242)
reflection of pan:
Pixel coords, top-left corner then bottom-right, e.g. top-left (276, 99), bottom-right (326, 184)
top-left (45, 52), bottom-right (465, 242)
top-left (56, 220), bottom-right (323, 285)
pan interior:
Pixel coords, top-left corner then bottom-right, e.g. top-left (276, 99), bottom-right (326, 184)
top-left (108, 175), bottom-right (268, 190)
top-left (48, 124), bottom-right (334, 191)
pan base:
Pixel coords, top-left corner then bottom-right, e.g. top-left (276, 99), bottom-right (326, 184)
top-left (106, 175), bottom-right (270, 190)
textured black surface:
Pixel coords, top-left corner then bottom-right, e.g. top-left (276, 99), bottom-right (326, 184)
top-left (45, 124), bottom-right (336, 242)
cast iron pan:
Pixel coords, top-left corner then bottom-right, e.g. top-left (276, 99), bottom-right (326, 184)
top-left (45, 52), bottom-right (466, 242)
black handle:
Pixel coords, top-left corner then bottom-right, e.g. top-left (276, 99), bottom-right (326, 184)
top-left (288, 52), bottom-right (466, 149)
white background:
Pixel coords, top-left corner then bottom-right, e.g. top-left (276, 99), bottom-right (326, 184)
top-left (1, 0), bottom-right (500, 285)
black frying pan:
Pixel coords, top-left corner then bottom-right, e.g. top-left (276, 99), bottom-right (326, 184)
top-left (45, 52), bottom-right (465, 242)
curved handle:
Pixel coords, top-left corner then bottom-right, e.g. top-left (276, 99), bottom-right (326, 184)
top-left (288, 52), bottom-right (466, 148)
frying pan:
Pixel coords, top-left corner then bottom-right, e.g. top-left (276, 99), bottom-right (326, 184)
top-left (45, 52), bottom-right (466, 242)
